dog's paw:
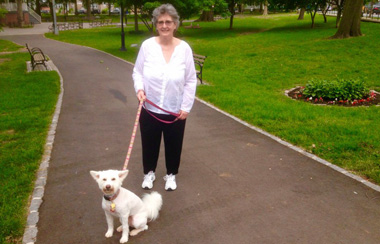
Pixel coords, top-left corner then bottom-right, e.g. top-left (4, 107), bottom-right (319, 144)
top-left (105, 231), bottom-right (113, 238)
top-left (130, 225), bottom-right (148, 236)
top-left (120, 236), bottom-right (129, 243)
top-left (129, 229), bottom-right (139, 236)
top-left (117, 225), bottom-right (123, 232)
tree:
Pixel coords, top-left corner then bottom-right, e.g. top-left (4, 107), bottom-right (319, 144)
top-left (329, 0), bottom-right (345, 27)
top-left (16, 0), bottom-right (24, 27)
top-left (331, 0), bottom-right (363, 38)
top-left (298, 7), bottom-right (306, 19)
top-left (35, 0), bottom-right (42, 15)
top-left (227, 0), bottom-right (237, 29)
top-left (140, 1), bottom-right (161, 32)
top-left (0, 7), bottom-right (7, 31)
top-left (198, 0), bottom-right (229, 22)
top-left (263, 0), bottom-right (268, 15)
top-left (167, 0), bottom-right (201, 25)
top-left (225, 0), bottom-right (246, 29)
top-left (272, 0), bottom-right (327, 27)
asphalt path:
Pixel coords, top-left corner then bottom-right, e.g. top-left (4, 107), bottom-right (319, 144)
top-left (2, 34), bottom-right (380, 244)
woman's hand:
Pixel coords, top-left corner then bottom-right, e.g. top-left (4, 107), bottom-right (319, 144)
top-left (137, 90), bottom-right (146, 102)
top-left (178, 110), bottom-right (189, 120)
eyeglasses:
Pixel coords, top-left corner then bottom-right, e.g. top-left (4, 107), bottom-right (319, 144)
top-left (157, 20), bottom-right (174, 26)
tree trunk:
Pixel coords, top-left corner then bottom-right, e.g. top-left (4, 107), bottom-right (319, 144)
top-left (36, 0), bottom-right (41, 15)
top-left (49, 0), bottom-right (53, 18)
top-left (229, 15), bottom-right (234, 29)
top-left (74, 0), bottom-right (78, 15)
top-left (298, 8), bottom-right (305, 20)
top-left (332, 0), bottom-right (363, 39)
top-left (263, 0), bottom-right (268, 16)
top-left (322, 12), bottom-right (327, 23)
top-left (199, 10), bottom-right (214, 21)
top-left (86, 0), bottom-right (91, 19)
top-left (336, 7), bottom-right (342, 27)
top-left (134, 4), bottom-right (139, 32)
top-left (228, 0), bottom-right (235, 29)
top-left (16, 0), bottom-right (24, 27)
top-left (310, 10), bottom-right (316, 28)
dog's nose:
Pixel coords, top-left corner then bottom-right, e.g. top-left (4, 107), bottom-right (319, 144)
top-left (106, 184), bottom-right (111, 189)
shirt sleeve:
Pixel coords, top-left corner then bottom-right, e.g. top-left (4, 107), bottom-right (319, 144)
top-left (181, 44), bottom-right (197, 113)
top-left (132, 42), bottom-right (145, 93)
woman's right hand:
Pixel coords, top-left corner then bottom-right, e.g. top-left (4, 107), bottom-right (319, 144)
top-left (137, 90), bottom-right (146, 102)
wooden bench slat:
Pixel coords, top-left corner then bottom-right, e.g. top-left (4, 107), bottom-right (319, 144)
top-left (193, 53), bottom-right (207, 84)
top-left (193, 54), bottom-right (207, 59)
top-left (26, 43), bottom-right (48, 71)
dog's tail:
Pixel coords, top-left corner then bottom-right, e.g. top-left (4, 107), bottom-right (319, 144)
top-left (142, 191), bottom-right (163, 221)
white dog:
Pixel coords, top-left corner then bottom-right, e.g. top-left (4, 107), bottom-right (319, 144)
top-left (90, 170), bottom-right (163, 243)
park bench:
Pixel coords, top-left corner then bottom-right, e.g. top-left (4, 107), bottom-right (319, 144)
top-left (48, 21), bottom-right (83, 32)
top-left (89, 19), bottom-right (112, 28)
top-left (193, 53), bottom-right (207, 84)
top-left (25, 43), bottom-right (48, 71)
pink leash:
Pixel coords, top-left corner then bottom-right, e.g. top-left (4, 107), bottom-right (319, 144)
top-left (144, 99), bottom-right (180, 124)
top-left (122, 99), bottom-right (180, 170)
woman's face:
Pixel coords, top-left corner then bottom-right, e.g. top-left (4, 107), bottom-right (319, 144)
top-left (156, 14), bottom-right (176, 37)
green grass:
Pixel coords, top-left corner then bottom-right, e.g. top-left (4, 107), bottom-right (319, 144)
top-left (0, 40), bottom-right (24, 52)
top-left (45, 14), bottom-right (380, 185)
top-left (0, 42), bottom-right (60, 243)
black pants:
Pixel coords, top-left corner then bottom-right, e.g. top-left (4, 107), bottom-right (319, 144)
top-left (139, 107), bottom-right (186, 175)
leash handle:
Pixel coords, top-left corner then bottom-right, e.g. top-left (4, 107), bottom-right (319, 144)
top-left (144, 98), bottom-right (180, 124)
top-left (123, 100), bottom-right (143, 170)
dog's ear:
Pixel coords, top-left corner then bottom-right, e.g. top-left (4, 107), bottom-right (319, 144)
top-left (90, 171), bottom-right (100, 181)
top-left (118, 170), bottom-right (129, 182)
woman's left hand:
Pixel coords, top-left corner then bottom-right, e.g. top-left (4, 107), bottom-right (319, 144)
top-left (178, 110), bottom-right (189, 120)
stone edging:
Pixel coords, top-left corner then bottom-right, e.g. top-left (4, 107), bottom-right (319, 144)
top-left (22, 61), bottom-right (64, 244)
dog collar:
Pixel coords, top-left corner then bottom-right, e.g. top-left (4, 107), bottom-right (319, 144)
top-left (103, 189), bottom-right (120, 201)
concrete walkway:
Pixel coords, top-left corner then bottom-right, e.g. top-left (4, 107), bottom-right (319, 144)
top-left (2, 27), bottom-right (380, 244)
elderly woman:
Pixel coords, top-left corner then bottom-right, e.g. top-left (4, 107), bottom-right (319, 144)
top-left (132, 4), bottom-right (197, 191)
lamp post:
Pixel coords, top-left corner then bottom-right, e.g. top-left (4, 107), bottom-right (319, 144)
top-left (52, 0), bottom-right (58, 35)
top-left (120, 1), bottom-right (126, 51)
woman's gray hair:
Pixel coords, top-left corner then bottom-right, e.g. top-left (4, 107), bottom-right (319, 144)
top-left (152, 4), bottom-right (180, 29)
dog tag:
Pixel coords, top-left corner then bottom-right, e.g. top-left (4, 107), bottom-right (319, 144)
top-left (110, 203), bottom-right (116, 212)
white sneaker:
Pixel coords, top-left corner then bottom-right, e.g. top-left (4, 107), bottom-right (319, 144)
top-left (142, 171), bottom-right (155, 189)
top-left (164, 174), bottom-right (177, 191)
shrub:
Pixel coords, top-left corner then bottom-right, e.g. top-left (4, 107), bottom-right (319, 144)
top-left (301, 78), bottom-right (370, 101)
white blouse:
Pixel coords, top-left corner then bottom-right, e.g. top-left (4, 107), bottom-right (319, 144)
top-left (133, 37), bottom-right (197, 114)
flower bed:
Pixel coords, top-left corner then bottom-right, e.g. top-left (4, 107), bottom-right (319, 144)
top-left (286, 86), bottom-right (380, 106)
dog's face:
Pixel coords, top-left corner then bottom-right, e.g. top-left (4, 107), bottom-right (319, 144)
top-left (90, 170), bottom-right (129, 195)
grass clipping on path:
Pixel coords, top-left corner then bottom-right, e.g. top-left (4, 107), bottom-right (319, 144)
top-left (0, 41), bottom-right (60, 243)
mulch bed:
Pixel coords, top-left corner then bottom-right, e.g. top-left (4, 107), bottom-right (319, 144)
top-left (286, 87), bottom-right (380, 107)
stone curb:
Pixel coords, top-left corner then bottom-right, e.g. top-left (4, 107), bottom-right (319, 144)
top-left (22, 61), bottom-right (64, 244)
top-left (195, 97), bottom-right (380, 193)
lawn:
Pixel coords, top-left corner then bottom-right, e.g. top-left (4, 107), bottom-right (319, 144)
top-left (0, 42), bottom-right (60, 243)
top-left (46, 14), bottom-right (380, 185)
top-left (1, 12), bottom-right (379, 243)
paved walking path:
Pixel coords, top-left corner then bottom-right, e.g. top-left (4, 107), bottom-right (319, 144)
top-left (2, 26), bottom-right (380, 244)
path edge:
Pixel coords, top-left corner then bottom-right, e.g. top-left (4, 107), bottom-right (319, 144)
top-left (195, 97), bottom-right (380, 193)
top-left (22, 61), bottom-right (64, 244)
